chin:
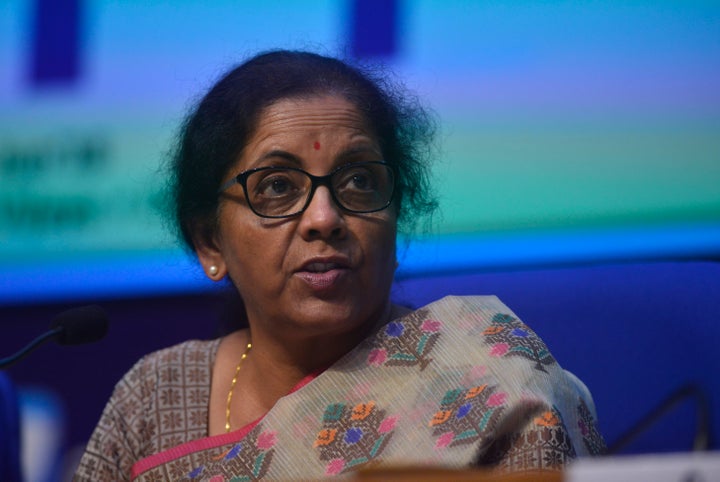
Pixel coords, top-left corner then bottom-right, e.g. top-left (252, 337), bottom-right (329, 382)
top-left (289, 298), bottom-right (382, 336)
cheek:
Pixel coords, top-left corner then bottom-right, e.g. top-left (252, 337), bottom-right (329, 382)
top-left (361, 218), bottom-right (398, 270)
top-left (220, 227), bottom-right (292, 302)
top-left (217, 210), bottom-right (286, 272)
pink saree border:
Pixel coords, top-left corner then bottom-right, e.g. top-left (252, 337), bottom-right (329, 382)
top-left (130, 416), bottom-right (263, 479)
top-left (130, 369), bottom-right (320, 480)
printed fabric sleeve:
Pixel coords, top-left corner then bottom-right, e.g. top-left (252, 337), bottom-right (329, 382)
top-left (73, 354), bottom-right (158, 481)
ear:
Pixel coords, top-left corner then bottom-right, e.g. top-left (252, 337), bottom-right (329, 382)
top-left (190, 220), bottom-right (228, 281)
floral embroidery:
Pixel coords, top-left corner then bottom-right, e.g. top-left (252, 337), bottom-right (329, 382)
top-left (185, 424), bottom-right (276, 480)
top-left (535, 410), bottom-right (560, 427)
top-left (77, 301), bottom-right (605, 481)
top-left (483, 313), bottom-right (556, 372)
top-left (531, 407), bottom-right (576, 469)
top-left (479, 405), bottom-right (577, 471)
top-left (429, 384), bottom-right (506, 450)
top-left (314, 401), bottom-right (397, 475)
top-left (577, 398), bottom-right (606, 455)
top-left (351, 402), bottom-right (376, 420)
top-left (187, 465), bottom-right (204, 478)
top-left (256, 431), bottom-right (277, 450)
top-left (314, 429), bottom-right (338, 447)
top-left (366, 308), bottom-right (441, 371)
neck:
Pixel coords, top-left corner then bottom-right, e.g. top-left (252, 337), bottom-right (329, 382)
top-left (243, 302), bottom-right (407, 408)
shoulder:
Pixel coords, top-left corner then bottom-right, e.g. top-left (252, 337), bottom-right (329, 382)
top-left (380, 295), bottom-right (561, 384)
top-left (418, 295), bottom-right (514, 320)
top-left (132, 339), bottom-right (220, 376)
top-left (406, 296), bottom-right (606, 458)
top-left (406, 295), bottom-right (518, 333)
top-left (134, 338), bottom-right (222, 371)
top-left (116, 338), bottom-right (222, 415)
top-left (74, 339), bottom-right (223, 480)
top-left (110, 338), bottom-right (222, 412)
top-left (112, 339), bottom-right (219, 394)
top-left (417, 296), bottom-right (593, 408)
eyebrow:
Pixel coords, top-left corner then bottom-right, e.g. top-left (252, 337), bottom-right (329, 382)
top-left (336, 145), bottom-right (382, 161)
top-left (250, 150), bottom-right (302, 169)
top-left (248, 145), bottom-right (382, 171)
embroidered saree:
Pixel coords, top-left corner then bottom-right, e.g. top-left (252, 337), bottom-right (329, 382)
top-left (74, 296), bottom-right (605, 481)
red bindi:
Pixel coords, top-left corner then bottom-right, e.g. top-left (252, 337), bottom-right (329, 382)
top-left (313, 141), bottom-right (321, 150)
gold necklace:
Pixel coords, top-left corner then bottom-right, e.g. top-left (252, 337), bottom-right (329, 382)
top-left (225, 341), bottom-right (252, 433)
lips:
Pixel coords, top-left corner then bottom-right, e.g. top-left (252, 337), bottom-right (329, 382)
top-left (298, 256), bottom-right (351, 273)
top-left (303, 262), bottom-right (345, 273)
top-left (296, 256), bottom-right (351, 291)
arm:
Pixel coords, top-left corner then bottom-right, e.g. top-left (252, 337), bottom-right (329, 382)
top-left (74, 356), bottom-right (157, 481)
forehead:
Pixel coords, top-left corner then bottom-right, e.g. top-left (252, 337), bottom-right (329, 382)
top-left (250, 95), bottom-right (375, 143)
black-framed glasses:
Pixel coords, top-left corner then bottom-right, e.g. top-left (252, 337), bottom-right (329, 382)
top-left (218, 161), bottom-right (396, 219)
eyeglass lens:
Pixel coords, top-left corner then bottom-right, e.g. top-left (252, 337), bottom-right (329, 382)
top-left (244, 162), bottom-right (394, 217)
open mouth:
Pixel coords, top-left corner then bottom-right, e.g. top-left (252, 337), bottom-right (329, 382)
top-left (296, 258), bottom-right (351, 291)
top-left (303, 262), bottom-right (344, 273)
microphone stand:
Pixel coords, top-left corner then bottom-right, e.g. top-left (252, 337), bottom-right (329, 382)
top-left (0, 327), bottom-right (63, 370)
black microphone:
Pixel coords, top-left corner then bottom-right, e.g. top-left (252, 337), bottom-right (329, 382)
top-left (49, 304), bottom-right (109, 345)
top-left (0, 305), bottom-right (109, 369)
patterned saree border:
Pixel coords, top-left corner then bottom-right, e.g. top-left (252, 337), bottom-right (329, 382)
top-left (130, 417), bottom-right (262, 480)
top-left (130, 370), bottom-right (320, 480)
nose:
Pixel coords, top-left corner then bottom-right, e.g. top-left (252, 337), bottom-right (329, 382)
top-left (297, 185), bottom-right (347, 240)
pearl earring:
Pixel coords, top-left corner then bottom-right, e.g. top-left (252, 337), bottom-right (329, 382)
top-left (208, 265), bottom-right (219, 276)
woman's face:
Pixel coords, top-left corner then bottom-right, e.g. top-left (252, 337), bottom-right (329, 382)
top-left (198, 95), bottom-right (398, 341)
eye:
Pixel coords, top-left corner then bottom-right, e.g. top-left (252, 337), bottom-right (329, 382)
top-left (336, 166), bottom-right (377, 192)
top-left (251, 171), bottom-right (303, 198)
top-left (351, 172), bottom-right (371, 190)
top-left (265, 177), bottom-right (291, 195)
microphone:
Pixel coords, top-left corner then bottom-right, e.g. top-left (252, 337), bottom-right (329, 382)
top-left (0, 305), bottom-right (108, 369)
top-left (49, 304), bottom-right (109, 345)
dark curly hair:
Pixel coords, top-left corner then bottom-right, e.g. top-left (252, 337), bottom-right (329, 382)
top-left (168, 49), bottom-right (437, 252)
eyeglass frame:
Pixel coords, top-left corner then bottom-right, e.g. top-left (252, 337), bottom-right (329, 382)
top-left (217, 160), bottom-right (397, 219)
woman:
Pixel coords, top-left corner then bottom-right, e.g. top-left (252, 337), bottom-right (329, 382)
top-left (75, 50), bottom-right (604, 481)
